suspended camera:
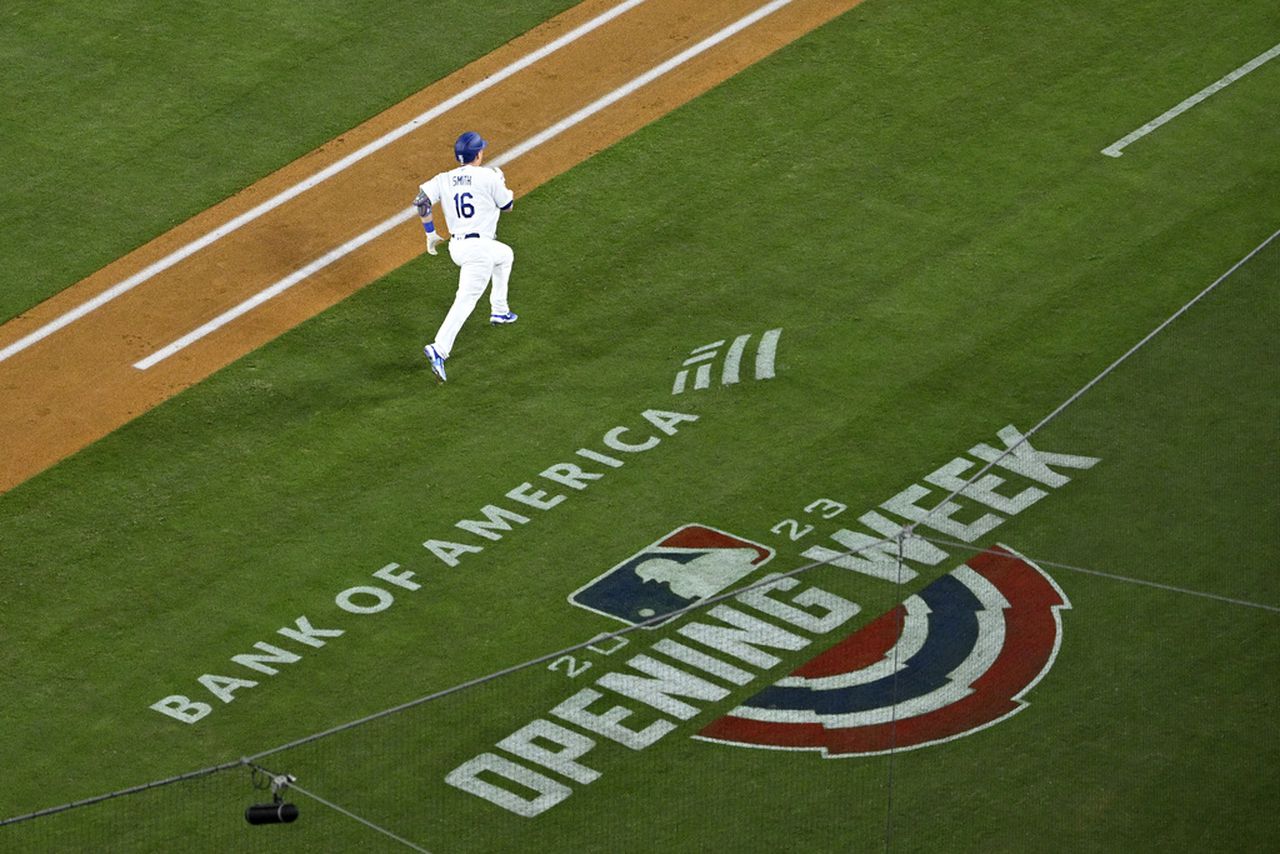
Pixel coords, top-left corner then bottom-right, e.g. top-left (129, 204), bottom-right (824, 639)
top-left (245, 771), bottom-right (299, 825)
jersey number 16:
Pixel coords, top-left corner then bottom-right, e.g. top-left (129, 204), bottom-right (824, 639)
top-left (453, 192), bottom-right (475, 219)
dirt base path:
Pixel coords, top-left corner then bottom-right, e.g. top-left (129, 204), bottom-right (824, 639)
top-left (0, 0), bottom-right (862, 494)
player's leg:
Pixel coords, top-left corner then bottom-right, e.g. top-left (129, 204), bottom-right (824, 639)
top-left (432, 244), bottom-right (494, 357)
top-left (488, 241), bottom-right (516, 322)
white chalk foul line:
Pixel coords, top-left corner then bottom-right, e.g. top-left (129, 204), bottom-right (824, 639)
top-left (0, 0), bottom-right (649, 366)
top-left (135, 0), bottom-right (796, 370)
top-left (134, 210), bottom-right (414, 370)
top-left (1102, 40), bottom-right (1280, 157)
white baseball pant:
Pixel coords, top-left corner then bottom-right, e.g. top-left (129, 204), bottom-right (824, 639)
top-left (432, 237), bottom-right (514, 358)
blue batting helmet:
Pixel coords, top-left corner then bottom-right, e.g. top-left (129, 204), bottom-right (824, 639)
top-left (454, 131), bottom-right (487, 164)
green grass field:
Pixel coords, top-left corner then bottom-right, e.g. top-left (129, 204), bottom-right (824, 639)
top-left (2, 0), bottom-right (1277, 851)
top-left (0, 0), bottom-right (578, 323)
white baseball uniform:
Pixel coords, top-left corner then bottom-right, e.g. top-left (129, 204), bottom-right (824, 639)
top-left (419, 165), bottom-right (516, 358)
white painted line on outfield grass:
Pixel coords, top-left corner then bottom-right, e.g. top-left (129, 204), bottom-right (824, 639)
top-left (0, 0), bottom-right (649, 366)
top-left (1102, 41), bottom-right (1280, 157)
top-left (135, 0), bottom-right (796, 370)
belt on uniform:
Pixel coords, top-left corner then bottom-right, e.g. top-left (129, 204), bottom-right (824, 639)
top-left (459, 233), bottom-right (483, 239)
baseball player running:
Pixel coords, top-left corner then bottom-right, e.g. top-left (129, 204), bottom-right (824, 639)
top-left (414, 131), bottom-right (517, 383)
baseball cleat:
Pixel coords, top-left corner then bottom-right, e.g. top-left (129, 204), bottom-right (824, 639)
top-left (423, 344), bottom-right (447, 383)
top-left (490, 312), bottom-right (519, 326)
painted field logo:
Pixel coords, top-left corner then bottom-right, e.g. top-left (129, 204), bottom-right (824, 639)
top-left (671, 329), bottom-right (782, 395)
top-left (695, 545), bottom-right (1069, 757)
top-left (569, 524), bottom-right (774, 626)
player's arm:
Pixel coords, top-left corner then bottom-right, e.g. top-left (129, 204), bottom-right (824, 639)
top-left (415, 187), bottom-right (444, 255)
top-left (492, 167), bottom-right (514, 212)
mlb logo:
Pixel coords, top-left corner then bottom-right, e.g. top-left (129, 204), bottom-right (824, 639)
top-left (569, 524), bottom-right (775, 627)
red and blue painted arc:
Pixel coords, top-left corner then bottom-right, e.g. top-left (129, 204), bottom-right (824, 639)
top-left (751, 576), bottom-right (982, 714)
top-left (695, 546), bottom-right (1070, 757)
